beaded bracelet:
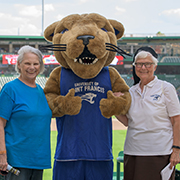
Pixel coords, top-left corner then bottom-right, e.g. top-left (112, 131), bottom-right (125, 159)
top-left (0, 150), bottom-right (6, 155)
top-left (172, 145), bottom-right (180, 149)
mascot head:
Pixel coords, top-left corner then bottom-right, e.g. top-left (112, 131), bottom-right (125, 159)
top-left (43, 13), bottom-right (126, 79)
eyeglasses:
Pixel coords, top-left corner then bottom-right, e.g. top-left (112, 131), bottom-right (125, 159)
top-left (132, 62), bottom-right (155, 68)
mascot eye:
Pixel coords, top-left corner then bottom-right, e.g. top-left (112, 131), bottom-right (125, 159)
top-left (61, 29), bottom-right (68, 34)
top-left (101, 28), bottom-right (107, 32)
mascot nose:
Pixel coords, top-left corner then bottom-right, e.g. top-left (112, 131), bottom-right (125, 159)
top-left (77, 35), bottom-right (95, 45)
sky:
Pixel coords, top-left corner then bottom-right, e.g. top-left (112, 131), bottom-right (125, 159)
top-left (0, 0), bottom-right (180, 36)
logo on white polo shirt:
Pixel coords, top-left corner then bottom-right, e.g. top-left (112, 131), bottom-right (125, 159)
top-left (150, 94), bottom-right (161, 101)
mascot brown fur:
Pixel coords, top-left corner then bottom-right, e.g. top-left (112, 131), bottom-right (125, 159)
top-left (43, 13), bottom-right (131, 118)
top-left (43, 12), bottom-right (131, 180)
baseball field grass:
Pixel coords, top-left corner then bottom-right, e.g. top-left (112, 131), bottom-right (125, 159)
top-left (43, 130), bottom-right (127, 180)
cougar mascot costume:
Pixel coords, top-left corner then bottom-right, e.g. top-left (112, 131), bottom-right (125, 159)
top-left (43, 13), bottom-right (131, 180)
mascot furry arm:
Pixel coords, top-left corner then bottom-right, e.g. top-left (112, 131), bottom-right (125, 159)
top-left (43, 13), bottom-right (131, 118)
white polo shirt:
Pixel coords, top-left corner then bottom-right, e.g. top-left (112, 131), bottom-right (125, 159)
top-left (124, 76), bottom-right (180, 156)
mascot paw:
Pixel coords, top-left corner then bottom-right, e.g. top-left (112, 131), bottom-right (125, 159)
top-left (54, 89), bottom-right (82, 116)
top-left (99, 90), bottom-right (126, 118)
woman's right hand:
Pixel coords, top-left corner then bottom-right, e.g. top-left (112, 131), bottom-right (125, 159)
top-left (0, 153), bottom-right (8, 171)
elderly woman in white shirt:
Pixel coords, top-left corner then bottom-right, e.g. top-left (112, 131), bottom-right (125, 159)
top-left (115, 46), bottom-right (180, 180)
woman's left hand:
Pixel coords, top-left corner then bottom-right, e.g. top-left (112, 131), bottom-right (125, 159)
top-left (170, 148), bottom-right (180, 169)
top-left (170, 115), bottom-right (180, 169)
top-left (113, 92), bottom-right (124, 97)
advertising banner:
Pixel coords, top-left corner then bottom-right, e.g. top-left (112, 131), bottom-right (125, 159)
top-left (2, 54), bottom-right (123, 65)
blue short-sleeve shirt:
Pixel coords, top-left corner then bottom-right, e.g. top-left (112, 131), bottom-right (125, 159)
top-left (0, 79), bottom-right (52, 169)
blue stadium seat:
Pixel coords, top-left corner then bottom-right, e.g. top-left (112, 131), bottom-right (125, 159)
top-left (163, 57), bottom-right (180, 63)
top-left (0, 76), bottom-right (47, 89)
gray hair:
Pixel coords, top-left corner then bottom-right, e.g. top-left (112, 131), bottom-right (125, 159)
top-left (15, 45), bottom-right (45, 74)
top-left (134, 51), bottom-right (158, 65)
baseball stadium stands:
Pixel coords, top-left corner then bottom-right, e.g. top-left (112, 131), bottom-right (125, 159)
top-left (0, 74), bottom-right (180, 100)
top-left (0, 76), bottom-right (47, 89)
top-left (161, 56), bottom-right (180, 63)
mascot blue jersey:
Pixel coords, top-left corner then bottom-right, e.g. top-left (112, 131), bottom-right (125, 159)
top-left (55, 67), bottom-right (113, 161)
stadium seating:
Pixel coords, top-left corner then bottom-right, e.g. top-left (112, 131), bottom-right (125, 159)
top-left (157, 75), bottom-right (180, 89)
top-left (0, 76), bottom-right (17, 88)
top-left (121, 75), bottom-right (134, 87)
top-left (0, 75), bottom-right (180, 100)
top-left (161, 56), bottom-right (180, 63)
top-left (0, 76), bottom-right (47, 89)
top-left (34, 76), bottom-right (47, 88)
top-left (177, 88), bottom-right (180, 99)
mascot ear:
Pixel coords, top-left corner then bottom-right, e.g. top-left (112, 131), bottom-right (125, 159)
top-left (108, 19), bottom-right (125, 39)
top-left (44, 21), bottom-right (58, 42)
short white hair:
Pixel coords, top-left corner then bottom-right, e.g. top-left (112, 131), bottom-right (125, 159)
top-left (15, 45), bottom-right (45, 74)
top-left (134, 51), bottom-right (158, 65)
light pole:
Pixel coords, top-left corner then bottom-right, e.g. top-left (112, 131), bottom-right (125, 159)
top-left (42, 0), bottom-right (44, 36)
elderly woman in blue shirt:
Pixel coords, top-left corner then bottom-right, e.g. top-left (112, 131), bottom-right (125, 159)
top-left (0, 45), bottom-right (52, 180)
